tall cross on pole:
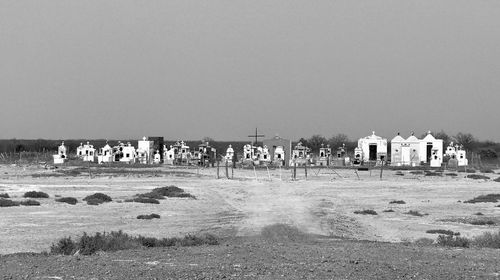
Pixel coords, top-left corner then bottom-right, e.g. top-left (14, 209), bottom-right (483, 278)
top-left (248, 128), bottom-right (265, 159)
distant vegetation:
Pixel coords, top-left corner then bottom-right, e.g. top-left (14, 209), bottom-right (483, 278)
top-left (55, 197), bottom-right (78, 205)
top-left (83, 193), bottom-right (112, 205)
top-left (137, 213), bottom-right (160, 220)
top-left (464, 194), bottom-right (500, 204)
top-left (354, 209), bottom-right (378, 215)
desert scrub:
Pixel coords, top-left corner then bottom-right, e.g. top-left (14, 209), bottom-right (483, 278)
top-left (389, 200), bottom-right (406, 204)
top-left (23, 191), bottom-right (49, 198)
top-left (426, 229), bottom-right (460, 236)
top-left (126, 197), bottom-right (160, 204)
top-left (404, 210), bottom-right (427, 217)
top-left (20, 199), bottom-right (40, 206)
top-left (56, 197), bottom-right (78, 205)
top-left (50, 231), bottom-right (219, 255)
top-left (152, 186), bottom-right (196, 199)
top-left (83, 193), bottom-right (112, 205)
top-left (466, 174), bottom-right (490, 180)
top-left (0, 193), bottom-right (9, 198)
top-left (354, 209), bottom-right (378, 215)
top-left (137, 213), bottom-right (160, 220)
top-left (0, 198), bottom-right (20, 207)
top-left (471, 230), bottom-right (500, 248)
top-left (464, 194), bottom-right (500, 204)
top-left (436, 235), bottom-right (470, 248)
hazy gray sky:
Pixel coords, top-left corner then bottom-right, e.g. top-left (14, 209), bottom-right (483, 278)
top-left (1, 1), bottom-right (499, 141)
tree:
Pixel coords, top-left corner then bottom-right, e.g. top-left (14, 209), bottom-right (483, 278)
top-left (307, 135), bottom-right (327, 153)
top-left (201, 136), bottom-right (215, 143)
top-left (432, 130), bottom-right (451, 148)
top-left (453, 132), bottom-right (476, 151)
top-left (328, 133), bottom-right (350, 150)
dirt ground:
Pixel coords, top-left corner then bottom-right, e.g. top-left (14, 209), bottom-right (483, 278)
top-left (1, 164), bottom-right (499, 255)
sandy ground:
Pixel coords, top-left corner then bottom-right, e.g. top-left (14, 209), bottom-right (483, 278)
top-left (0, 164), bottom-right (499, 254)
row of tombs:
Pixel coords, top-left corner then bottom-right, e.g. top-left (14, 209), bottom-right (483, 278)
top-left (52, 131), bottom-right (469, 168)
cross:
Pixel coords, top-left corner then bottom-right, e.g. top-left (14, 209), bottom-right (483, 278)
top-left (248, 128), bottom-right (265, 159)
top-left (248, 128), bottom-right (265, 146)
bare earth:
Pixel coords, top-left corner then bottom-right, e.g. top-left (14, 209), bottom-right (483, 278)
top-left (1, 164), bottom-right (500, 279)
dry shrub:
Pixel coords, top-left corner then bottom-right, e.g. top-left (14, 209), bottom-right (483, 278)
top-left (426, 229), bottom-right (460, 236)
top-left (83, 193), bottom-right (112, 205)
top-left (472, 230), bottom-right (500, 248)
top-left (464, 194), bottom-right (500, 204)
top-left (354, 209), bottom-right (378, 215)
top-left (50, 231), bottom-right (219, 255)
top-left (466, 174), bottom-right (490, 180)
top-left (129, 197), bottom-right (160, 204)
top-left (20, 199), bottom-right (40, 206)
top-left (56, 197), bottom-right (78, 205)
top-left (493, 177), bottom-right (500, 182)
top-left (24, 191), bottom-right (49, 198)
top-left (436, 235), bottom-right (470, 248)
top-left (152, 186), bottom-right (196, 199)
top-left (389, 200), bottom-right (406, 204)
top-left (0, 193), bottom-right (9, 198)
top-left (404, 210), bottom-right (427, 217)
top-left (0, 198), bottom-right (20, 207)
top-left (383, 209), bottom-right (395, 213)
top-left (137, 213), bottom-right (161, 220)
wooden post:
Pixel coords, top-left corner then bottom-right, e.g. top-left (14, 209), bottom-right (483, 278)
top-left (304, 162), bottom-right (308, 179)
top-left (216, 159), bottom-right (220, 179)
top-left (231, 164), bottom-right (234, 179)
top-left (379, 160), bottom-right (384, 180)
top-left (225, 160), bottom-right (229, 179)
top-left (293, 161), bottom-right (297, 180)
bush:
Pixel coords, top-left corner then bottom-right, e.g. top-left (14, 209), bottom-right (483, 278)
top-left (50, 237), bottom-right (76, 255)
top-left (426, 229), bottom-right (459, 236)
top-left (23, 191), bottom-right (49, 198)
top-left (458, 168), bottom-right (476, 173)
top-left (389, 200), bottom-right (406, 204)
top-left (129, 197), bottom-right (160, 204)
top-left (394, 171), bottom-right (404, 176)
top-left (83, 193), bottom-right (112, 202)
top-left (50, 231), bottom-right (219, 255)
top-left (474, 212), bottom-right (484, 216)
top-left (464, 194), bottom-right (500, 203)
top-left (410, 171), bottom-right (424, 175)
top-left (0, 198), bottom-right (20, 207)
top-left (494, 177), bottom-right (500, 182)
top-left (469, 220), bottom-right (495, 226)
top-left (436, 235), bottom-right (470, 248)
top-left (137, 213), bottom-right (161, 220)
top-left (404, 210), bottom-right (427, 217)
top-left (20, 199), bottom-right (40, 206)
top-left (445, 173), bottom-right (458, 177)
top-left (56, 197), bottom-right (78, 205)
top-left (413, 238), bottom-right (434, 246)
top-left (424, 172), bottom-right (442, 177)
top-left (152, 186), bottom-right (196, 199)
top-left (354, 209), bottom-right (378, 215)
top-left (137, 192), bottom-right (165, 200)
top-left (86, 198), bottom-right (105, 205)
top-left (0, 193), bottom-right (9, 198)
top-left (383, 209), bottom-right (395, 213)
top-left (466, 174), bottom-right (490, 180)
top-left (472, 230), bottom-right (500, 248)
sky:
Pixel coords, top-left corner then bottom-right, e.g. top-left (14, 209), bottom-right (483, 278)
top-left (1, 1), bottom-right (499, 141)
